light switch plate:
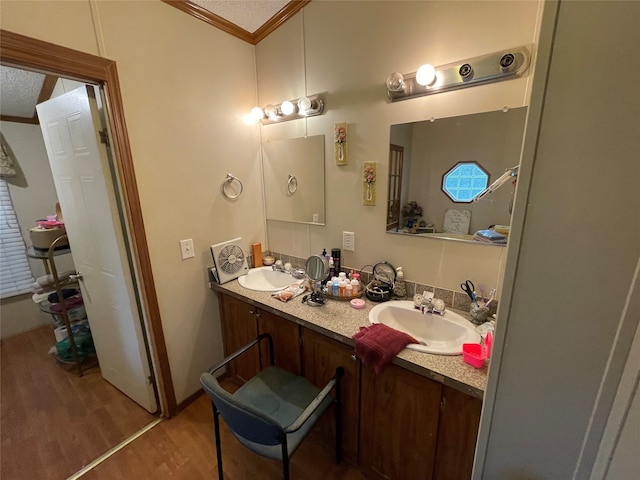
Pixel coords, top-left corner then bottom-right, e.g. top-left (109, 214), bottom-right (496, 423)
top-left (180, 239), bottom-right (195, 260)
top-left (343, 231), bottom-right (355, 251)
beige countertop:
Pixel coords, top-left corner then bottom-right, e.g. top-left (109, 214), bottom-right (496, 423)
top-left (210, 279), bottom-right (488, 399)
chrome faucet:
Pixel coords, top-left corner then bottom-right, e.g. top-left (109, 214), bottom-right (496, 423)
top-left (420, 291), bottom-right (435, 314)
top-left (272, 260), bottom-right (286, 272)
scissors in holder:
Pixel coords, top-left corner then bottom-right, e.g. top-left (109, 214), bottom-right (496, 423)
top-left (461, 280), bottom-right (478, 306)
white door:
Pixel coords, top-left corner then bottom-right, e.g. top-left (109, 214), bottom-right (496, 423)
top-left (37, 86), bottom-right (157, 413)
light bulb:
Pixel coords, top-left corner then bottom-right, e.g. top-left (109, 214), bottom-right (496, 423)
top-left (281, 100), bottom-right (296, 116)
top-left (386, 72), bottom-right (405, 92)
top-left (250, 107), bottom-right (265, 120)
top-left (297, 96), bottom-right (312, 113)
top-left (264, 104), bottom-right (279, 119)
top-left (416, 64), bottom-right (436, 86)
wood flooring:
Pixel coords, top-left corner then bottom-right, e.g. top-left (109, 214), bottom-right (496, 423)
top-left (2, 327), bottom-right (368, 479)
top-left (1, 325), bottom-right (156, 480)
top-left (82, 393), bottom-right (368, 480)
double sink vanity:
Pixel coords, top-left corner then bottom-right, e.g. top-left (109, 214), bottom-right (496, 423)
top-left (209, 266), bottom-right (488, 480)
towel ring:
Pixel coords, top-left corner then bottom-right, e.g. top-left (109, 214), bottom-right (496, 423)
top-left (287, 175), bottom-right (298, 195)
top-left (221, 173), bottom-right (243, 200)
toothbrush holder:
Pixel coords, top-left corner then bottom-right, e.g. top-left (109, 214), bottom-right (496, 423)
top-left (469, 304), bottom-right (490, 325)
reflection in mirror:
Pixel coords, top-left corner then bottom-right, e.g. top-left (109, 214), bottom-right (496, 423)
top-left (262, 135), bottom-right (325, 225)
top-left (387, 107), bottom-right (527, 243)
top-left (305, 254), bottom-right (329, 282)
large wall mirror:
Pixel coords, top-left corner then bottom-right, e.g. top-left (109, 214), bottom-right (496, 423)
top-left (387, 107), bottom-right (527, 243)
top-left (262, 135), bottom-right (325, 225)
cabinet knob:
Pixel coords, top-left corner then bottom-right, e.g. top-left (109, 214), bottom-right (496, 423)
top-left (249, 309), bottom-right (255, 315)
top-left (351, 354), bottom-right (357, 361)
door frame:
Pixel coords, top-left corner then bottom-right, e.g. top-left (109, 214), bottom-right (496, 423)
top-left (1, 29), bottom-right (177, 416)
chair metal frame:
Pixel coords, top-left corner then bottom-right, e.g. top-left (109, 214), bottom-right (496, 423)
top-left (203, 333), bottom-right (343, 480)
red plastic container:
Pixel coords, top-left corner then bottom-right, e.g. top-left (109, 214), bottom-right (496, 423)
top-left (462, 343), bottom-right (485, 368)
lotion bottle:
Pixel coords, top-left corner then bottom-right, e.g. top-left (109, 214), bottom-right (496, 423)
top-left (351, 277), bottom-right (360, 296)
top-left (346, 282), bottom-right (353, 297)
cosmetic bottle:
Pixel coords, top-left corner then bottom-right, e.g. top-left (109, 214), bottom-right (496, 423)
top-left (351, 277), bottom-right (360, 296)
top-left (331, 248), bottom-right (341, 275)
top-left (346, 282), bottom-right (353, 297)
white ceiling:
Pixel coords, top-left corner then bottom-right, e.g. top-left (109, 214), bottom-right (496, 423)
top-left (192, 0), bottom-right (290, 33)
top-left (0, 66), bottom-right (46, 120)
top-left (0, 1), bottom-right (293, 123)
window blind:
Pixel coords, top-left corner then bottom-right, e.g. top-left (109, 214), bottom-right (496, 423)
top-left (0, 178), bottom-right (34, 298)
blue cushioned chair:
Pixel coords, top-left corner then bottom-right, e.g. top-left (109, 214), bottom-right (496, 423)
top-left (200, 333), bottom-right (343, 480)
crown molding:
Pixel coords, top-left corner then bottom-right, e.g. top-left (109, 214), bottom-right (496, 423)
top-left (162, 0), bottom-right (310, 45)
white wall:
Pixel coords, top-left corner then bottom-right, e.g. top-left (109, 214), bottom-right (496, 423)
top-left (478, 1), bottom-right (640, 477)
top-left (0, 121), bottom-right (75, 338)
top-left (1, 0), bottom-right (262, 403)
top-left (255, 1), bottom-right (541, 295)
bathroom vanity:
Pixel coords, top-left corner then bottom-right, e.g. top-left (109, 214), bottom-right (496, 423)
top-left (210, 280), bottom-right (486, 479)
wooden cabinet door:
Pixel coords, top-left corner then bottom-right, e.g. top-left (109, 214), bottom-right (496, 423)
top-left (359, 363), bottom-right (443, 480)
top-left (433, 385), bottom-right (482, 480)
top-left (218, 294), bottom-right (260, 385)
top-left (257, 309), bottom-right (302, 375)
top-left (302, 328), bottom-right (360, 464)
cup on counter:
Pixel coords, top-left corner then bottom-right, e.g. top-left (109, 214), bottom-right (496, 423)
top-left (470, 304), bottom-right (490, 325)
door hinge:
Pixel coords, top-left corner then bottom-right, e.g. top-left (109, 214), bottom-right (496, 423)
top-left (99, 128), bottom-right (110, 146)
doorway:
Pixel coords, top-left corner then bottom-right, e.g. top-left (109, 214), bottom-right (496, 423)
top-left (0, 29), bottom-right (175, 415)
top-left (0, 28), bottom-right (176, 477)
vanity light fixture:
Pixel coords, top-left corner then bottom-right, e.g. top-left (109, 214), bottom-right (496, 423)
top-left (415, 63), bottom-right (437, 86)
top-left (251, 94), bottom-right (324, 125)
top-left (386, 46), bottom-right (531, 102)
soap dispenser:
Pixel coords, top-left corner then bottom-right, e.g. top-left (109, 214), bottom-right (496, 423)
top-left (392, 267), bottom-right (407, 298)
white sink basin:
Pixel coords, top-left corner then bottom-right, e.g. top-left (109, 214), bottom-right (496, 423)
top-left (368, 300), bottom-right (480, 355)
top-left (238, 266), bottom-right (303, 292)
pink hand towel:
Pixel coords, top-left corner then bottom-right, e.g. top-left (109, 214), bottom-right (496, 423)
top-left (353, 323), bottom-right (418, 374)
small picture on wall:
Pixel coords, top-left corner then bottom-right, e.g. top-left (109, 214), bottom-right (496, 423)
top-left (363, 162), bottom-right (376, 206)
top-left (335, 122), bottom-right (348, 165)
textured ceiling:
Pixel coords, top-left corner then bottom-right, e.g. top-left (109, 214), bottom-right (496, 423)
top-left (192, 0), bottom-right (289, 33)
top-left (0, 66), bottom-right (45, 119)
top-left (1, 1), bottom-right (297, 122)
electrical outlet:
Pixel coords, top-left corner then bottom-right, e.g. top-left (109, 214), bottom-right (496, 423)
top-left (343, 231), bottom-right (355, 252)
top-left (179, 239), bottom-right (195, 260)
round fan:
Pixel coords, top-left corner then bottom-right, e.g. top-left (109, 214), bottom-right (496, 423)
top-left (210, 238), bottom-right (249, 284)
top-left (217, 244), bottom-right (245, 274)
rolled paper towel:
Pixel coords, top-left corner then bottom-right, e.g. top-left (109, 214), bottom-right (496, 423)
top-left (33, 270), bottom-right (76, 289)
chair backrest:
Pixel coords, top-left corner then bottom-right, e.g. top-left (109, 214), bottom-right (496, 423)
top-left (200, 372), bottom-right (283, 446)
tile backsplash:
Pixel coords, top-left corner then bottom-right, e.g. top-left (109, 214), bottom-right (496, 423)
top-left (252, 251), bottom-right (498, 316)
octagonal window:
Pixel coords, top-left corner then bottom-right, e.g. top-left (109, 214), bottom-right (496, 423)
top-left (442, 162), bottom-right (489, 203)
